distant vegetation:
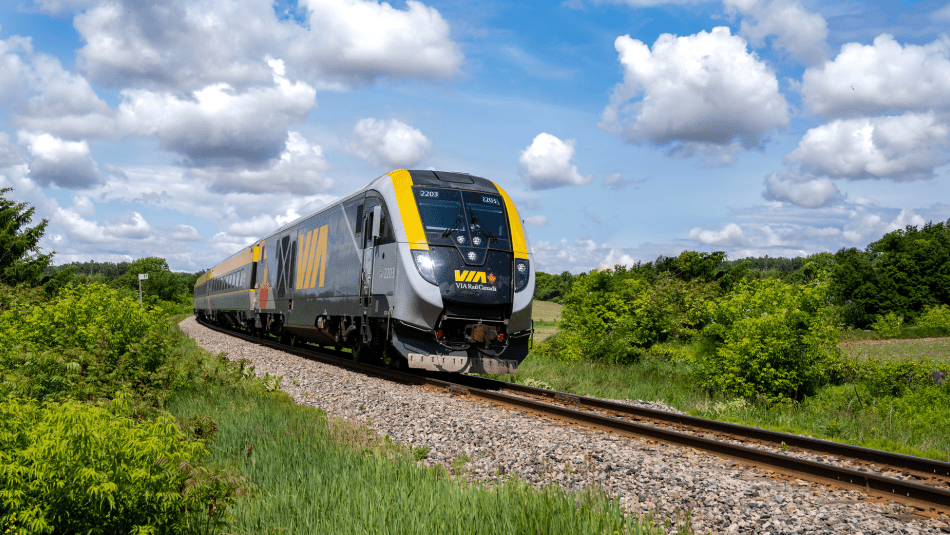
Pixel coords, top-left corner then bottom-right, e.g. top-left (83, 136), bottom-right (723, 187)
top-left (523, 219), bottom-right (950, 459)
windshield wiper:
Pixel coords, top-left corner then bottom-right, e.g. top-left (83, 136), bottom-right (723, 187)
top-left (441, 211), bottom-right (464, 238)
top-left (470, 215), bottom-right (498, 243)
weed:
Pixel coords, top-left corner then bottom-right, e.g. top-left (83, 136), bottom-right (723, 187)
top-left (412, 445), bottom-right (430, 461)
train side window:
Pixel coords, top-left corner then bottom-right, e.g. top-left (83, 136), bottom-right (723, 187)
top-left (376, 206), bottom-right (395, 245)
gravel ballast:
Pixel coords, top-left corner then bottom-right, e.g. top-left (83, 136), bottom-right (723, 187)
top-left (180, 317), bottom-right (949, 534)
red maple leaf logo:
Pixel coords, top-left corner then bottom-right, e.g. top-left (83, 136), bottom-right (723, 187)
top-left (487, 273), bottom-right (496, 284)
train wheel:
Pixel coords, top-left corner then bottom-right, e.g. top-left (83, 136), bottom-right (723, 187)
top-left (382, 346), bottom-right (403, 370)
top-left (352, 344), bottom-right (370, 363)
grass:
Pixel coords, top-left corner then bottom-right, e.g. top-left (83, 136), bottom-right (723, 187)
top-left (166, 318), bottom-right (668, 534)
top-left (166, 385), bottom-right (662, 535)
top-left (841, 336), bottom-right (950, 363)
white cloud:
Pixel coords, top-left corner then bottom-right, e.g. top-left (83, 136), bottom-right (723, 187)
top-left (73, 0), bottom-right (462, 92)
top-left (762, 170), bottom-right (843, 208)
top-left (188, 131), bottom-right (333, 195)
top-left (17, 131), bottom-right (103, 188)
top-left (531, 237), bottom-right (685, 274)
top-left (600, 27), bottom-right (789, 155)
top-left (724, 0), bottom-right (828, 66)
top-left (596, 248), bottom-right (636, 271)
top-left (518, 133), bottom-right (591, 190)
top-left (0, 33), bottom-right (113, 139)
top-left (525, 215), bottom-right (549, 226)
top-left (117, 59), bottom-right (316, 168)
top-left (290, 0), bottom-right (463, 86)
top-left (688, 223), bottom-right (747, 247)
top-left (843, 208), bottom-right (925, 243)
top-left (346, 118), bottom-right (432, 169)
top-left (785, 113), bottom-right (950, 181)
top-left (801, 34), bottom-right (950, 118)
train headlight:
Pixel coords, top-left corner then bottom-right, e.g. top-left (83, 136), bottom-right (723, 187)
top-left (514, 258), bottom-right (530, 292)
top-left (411, 249), bottom-right (439, 285)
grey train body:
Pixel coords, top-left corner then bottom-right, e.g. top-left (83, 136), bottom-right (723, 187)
top-left (194, 169), bottom-right (536, 375)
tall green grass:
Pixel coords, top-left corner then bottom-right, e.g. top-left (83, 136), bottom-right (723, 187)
top-left (167, 384), bottom-right (664, 535)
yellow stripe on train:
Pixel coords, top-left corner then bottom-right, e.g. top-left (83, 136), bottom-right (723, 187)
top-left (295, 224), bottom-right (329, 290)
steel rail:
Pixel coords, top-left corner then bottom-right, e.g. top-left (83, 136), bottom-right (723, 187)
top-left (446, 374), bottom-right (950, 483)
top-left (192, 317), bottom-right (950, 514)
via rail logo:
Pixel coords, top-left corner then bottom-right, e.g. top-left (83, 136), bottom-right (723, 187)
top-left (454, 270), bottom-right (497, 291)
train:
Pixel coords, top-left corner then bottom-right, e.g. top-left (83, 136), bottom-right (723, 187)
top-left (193, 169), bottom-right (535, 374)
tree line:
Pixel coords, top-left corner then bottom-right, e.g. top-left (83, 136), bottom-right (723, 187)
top-left (536, 219), bottom-right (950, 331)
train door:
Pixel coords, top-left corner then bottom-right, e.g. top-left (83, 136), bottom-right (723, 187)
top-left (274, 231), bottom-right (298, 311)
top-left (359, 194), bottom-right (381, 306)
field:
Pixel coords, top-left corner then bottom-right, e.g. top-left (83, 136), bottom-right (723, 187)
top-left (841, 336), bottom-right (950, 363)
top-left (531, 301), bottom-right (562, 342)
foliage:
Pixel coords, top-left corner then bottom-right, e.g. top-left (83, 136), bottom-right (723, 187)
top-left (0, 395), bottom-right (238, 534)
top-left (554, 268), bottom-right (712, 363)
top-left (0, 188), bottom-right (53, 287)
top-left (871, 312), bottom-right (904, 338)
top-left (917, 304), bottom-right (950, 331)
top-left (533, 271), bottom-right (578, 302)
top-left (695, 277), bottom-right (842, 402)
top-left (829, 219), bottom-right (950, 328)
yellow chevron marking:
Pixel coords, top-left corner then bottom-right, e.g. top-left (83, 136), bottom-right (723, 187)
top-left (308, 225), bottom-right (329, 288)
top-left (296, 230), bottom-right (312, 289)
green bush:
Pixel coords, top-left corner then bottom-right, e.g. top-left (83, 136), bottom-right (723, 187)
top-left (871, 312), bottom-right (904, 338)
top-left (854, 358), bottom-right (943, 398)
top-left (695, 278), bottom-right (841, 402)
top-left (0, 284), bottom-right (178, 403)
top-left (0, 396), bottom-right (217, 534)
top-left (556, 270), bottom-right (711, 363)
top-left (917, 304), bottom-right (950, 331)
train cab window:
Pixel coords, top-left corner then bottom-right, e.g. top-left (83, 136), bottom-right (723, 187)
top-left (462, 191), bottom-right (508, 241)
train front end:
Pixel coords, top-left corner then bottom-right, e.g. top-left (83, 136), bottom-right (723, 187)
top-left (387, 170), bottom-right (534, 375)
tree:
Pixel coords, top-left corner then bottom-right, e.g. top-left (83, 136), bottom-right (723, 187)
top-left (0, 188), bottom-right (54, 286)
top-left (114, 257), bottom-right (185, 302)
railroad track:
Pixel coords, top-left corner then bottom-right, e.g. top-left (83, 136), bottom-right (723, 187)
top-left (194, 317), bottom-right (950, 517)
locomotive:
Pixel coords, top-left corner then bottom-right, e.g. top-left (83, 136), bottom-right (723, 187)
top-left (193, 169), bottom-right (535, 374)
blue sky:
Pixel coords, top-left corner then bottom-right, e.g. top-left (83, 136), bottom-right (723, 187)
top-left (2, 0), bottom-right (949, 273)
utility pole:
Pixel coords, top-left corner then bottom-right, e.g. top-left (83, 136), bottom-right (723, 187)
top-left (138, 273), bottom-right (148, 305)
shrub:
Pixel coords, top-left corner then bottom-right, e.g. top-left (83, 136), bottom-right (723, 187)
top-left (695, 278), bottom-right (841, 402)
top-left (0, 396), bottom-right (224, 534)
top-left (917, 304), bottom-right (950, 331)
top-left (556, 270), bottom-right (712, 363)
top-left (871, 312), bottom-right (904, 338)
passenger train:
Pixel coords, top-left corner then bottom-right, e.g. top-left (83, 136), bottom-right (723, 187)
top-left (193, 169), bottom-right (535, 374)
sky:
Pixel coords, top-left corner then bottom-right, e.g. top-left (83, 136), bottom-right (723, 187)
top-left (1, 0), bottom-right (950, 274)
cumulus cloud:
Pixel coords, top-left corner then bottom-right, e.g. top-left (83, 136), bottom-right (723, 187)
top-left (187, 131), bottom-right (332, 194)
top-left (600, 27), bottom-right (789, 155)
top-left (290, 0), bottom-right (463, 86)
top-left (724, 0), bottom-right (828, 66)
top-left (801, 34), bottom-right (950, 118)
top-left (525, 215), bottom-right (549, 226)
top-left (117, 59), bottom-right (315, 168)
top-left (531, 237), bottom-right (685, 274)
top-left (0, 33), bottom-right (114, 139)
top-left (762, 170), bottom-right (843, 208)
top-left (73, 0), bottom-right (462, 92)
top-left (689, 223), bottom-right (747, 247)
top-left (843, 208), bottom-right (925, 243)
top-left (346, 118), bottom-right (432, 169)
top-left (518, 133), bottom-right (591, 190)
top-left (17, 131), bottom-right (103, 188)
top-left (785, 113), bottom-right (950, 181)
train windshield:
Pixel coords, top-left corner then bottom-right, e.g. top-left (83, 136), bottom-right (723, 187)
top-left (413, 187), bottom-right (509, 243)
